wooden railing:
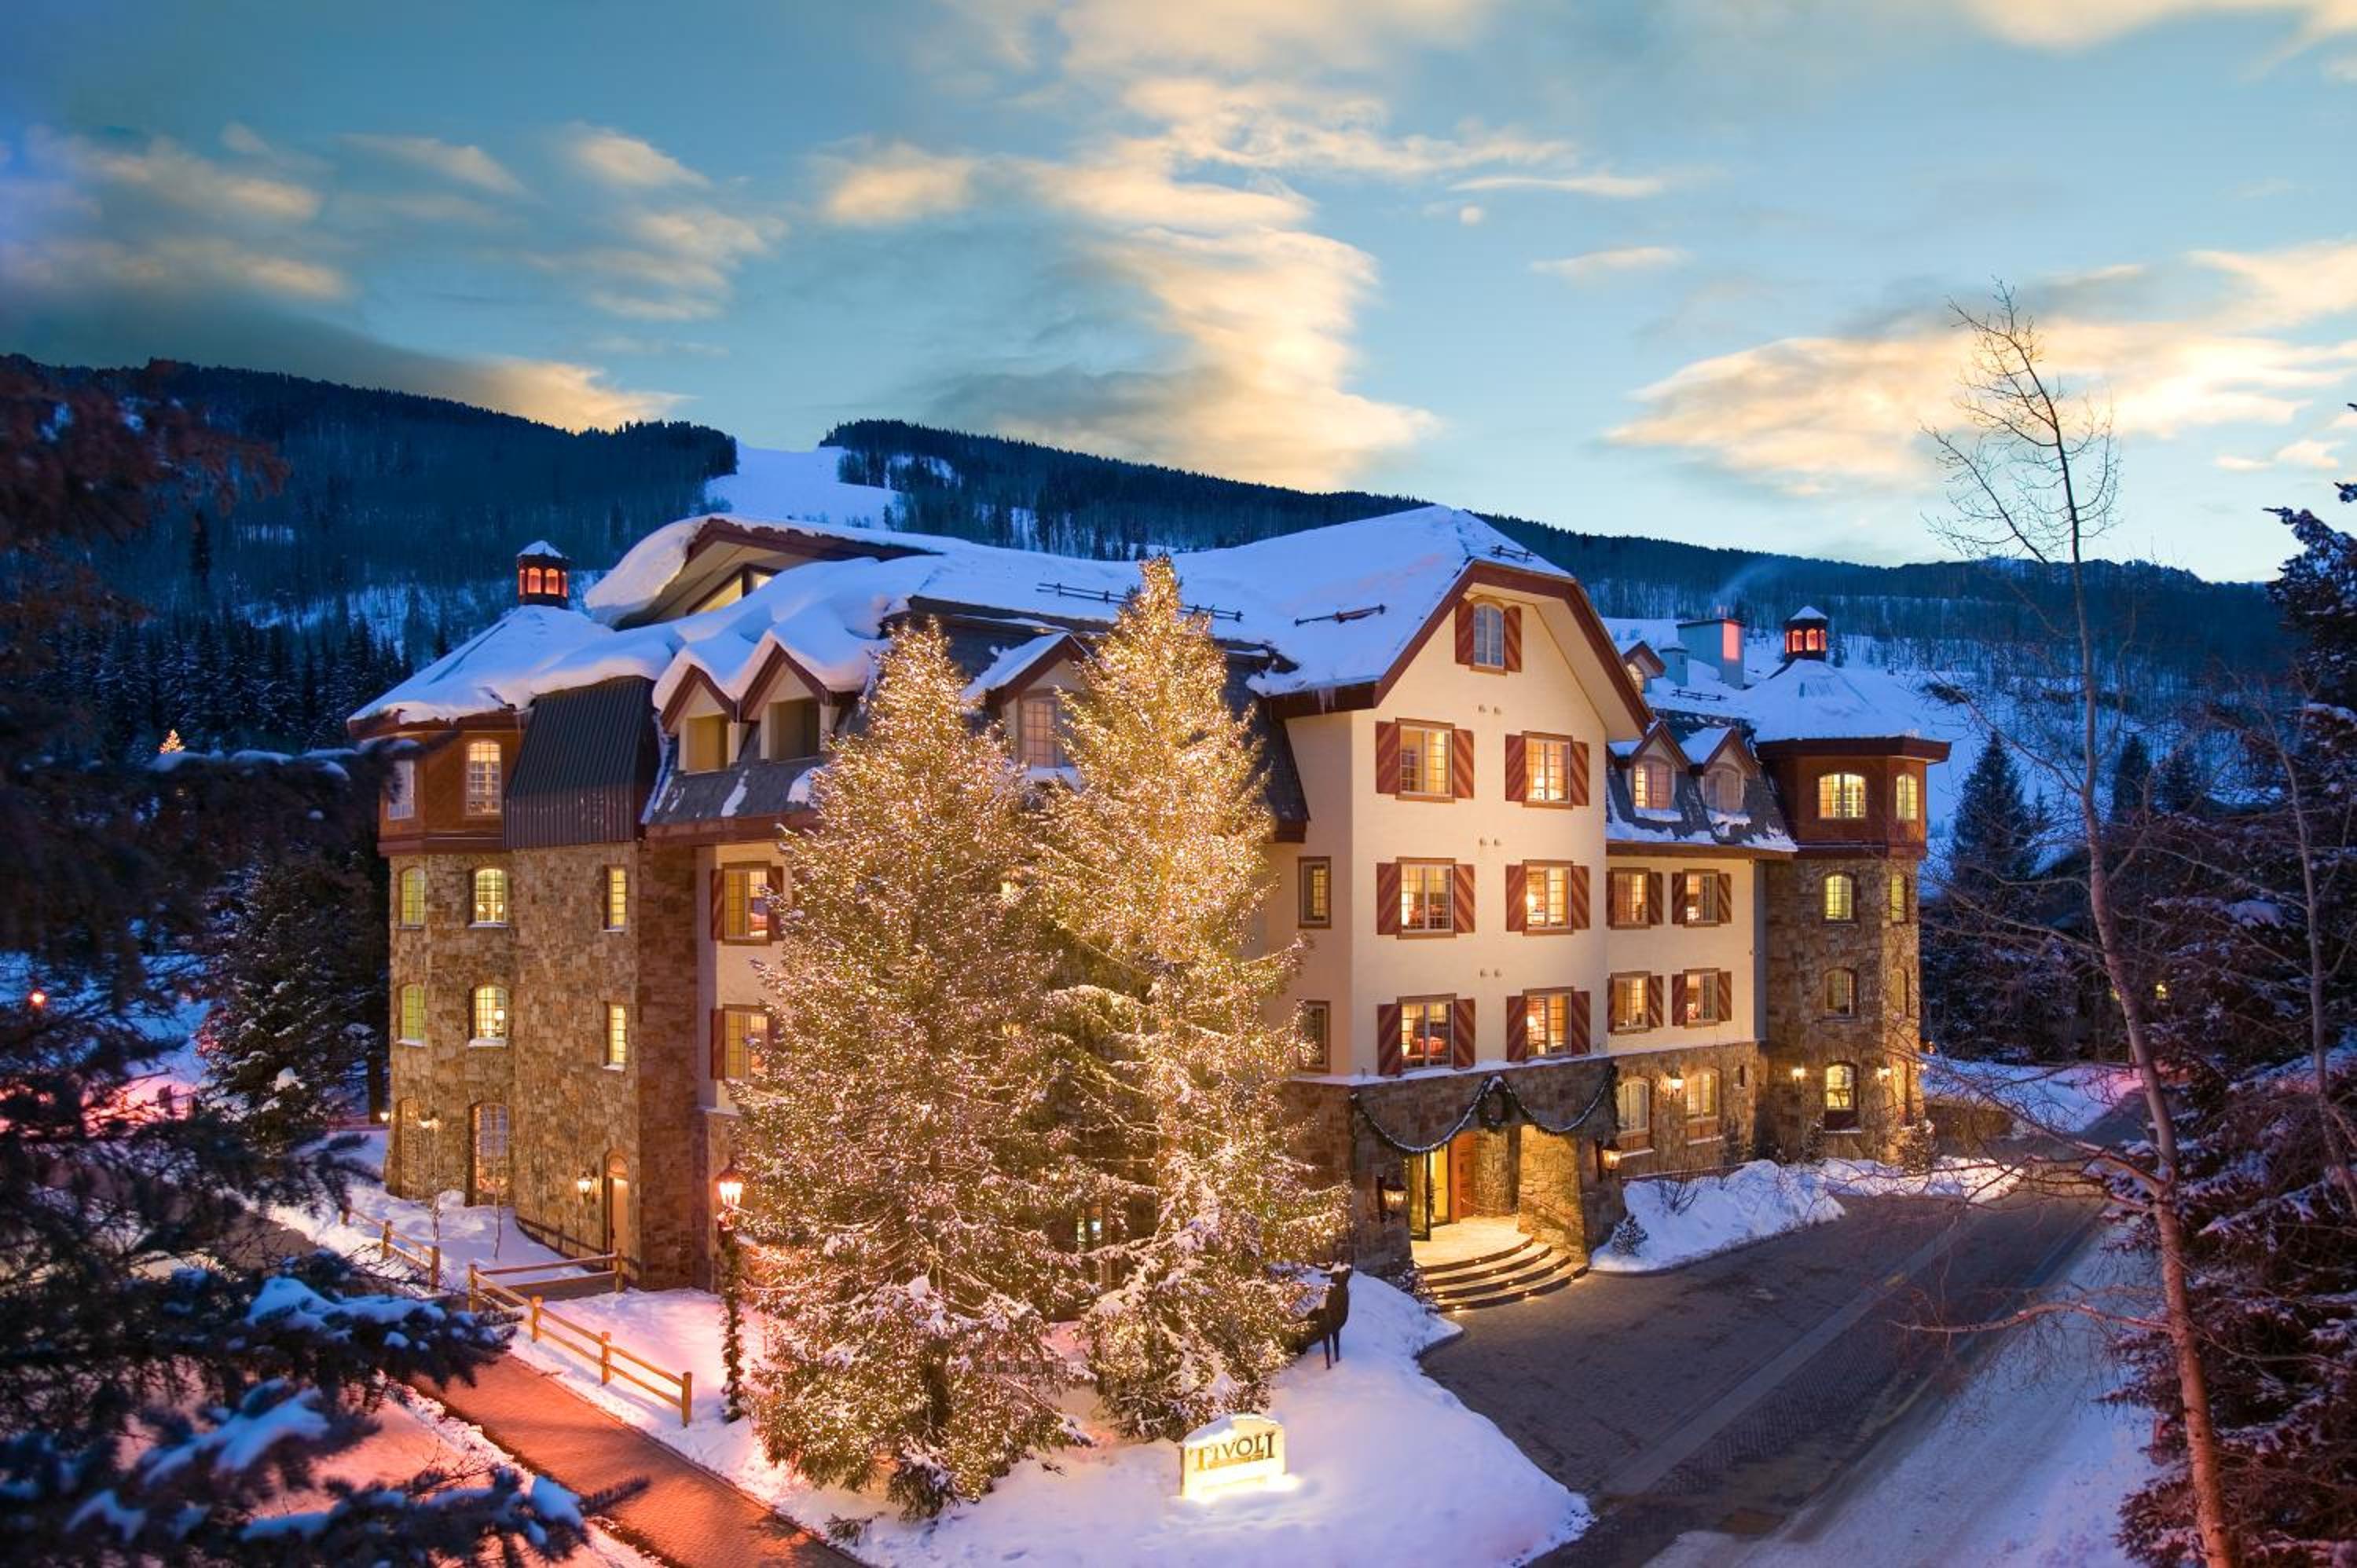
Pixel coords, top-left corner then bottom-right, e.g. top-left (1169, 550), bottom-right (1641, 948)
top-left (467, 1263), bottom-right (693, 1428)
top-left (339, 1203), bottom-right (442, 1289)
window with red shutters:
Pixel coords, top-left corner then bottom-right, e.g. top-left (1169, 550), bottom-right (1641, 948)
top-left (1376, 1002), bottom-right (1404, 1075)
top-left (1450, 996), bottom-right (1475, 1068)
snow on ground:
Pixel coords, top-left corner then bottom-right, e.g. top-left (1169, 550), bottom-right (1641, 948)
top-left (288, 1178), bottom-right (1588, 1566)
top-left (1651, 1232), bottom-right (2155, 1568)
top-left (706, 445), bottom-right (899, 528)
top-left (1924, 1058), bottom-right (2143, 1135)
top-left (1589, 1162), bottom-right (1845, 1274)
top-left (1819, 1155), bottom-right (2022, 1203)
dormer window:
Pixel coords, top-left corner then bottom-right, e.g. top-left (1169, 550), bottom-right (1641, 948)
top-left (1471, 603), bottom-right (1507, 669)
top-left (1630, 758), bottom-right (1673, 811)
top-left (464, 740), bottom-right (503, 817)
top-left (1894, 772), bottom-right (1922, 822)
top-left (1705, 766), bottom-right (1743, 812)
top-left (1017, 692), bottom-right (1067, 768)
top-left (1816, 771), bottom-right (1868, 820)
top-left (765, 698), bottom-right (822, 761)
top-left (386, 758), bottom-right (416, 821)
top-left (1625, 661), bottom-right (1647, 690)
top-left (683, 713), bottom-right (732, 773)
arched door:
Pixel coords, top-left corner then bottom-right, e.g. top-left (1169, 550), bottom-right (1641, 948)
top-left (603, 1152), bottom-right (632, 1273)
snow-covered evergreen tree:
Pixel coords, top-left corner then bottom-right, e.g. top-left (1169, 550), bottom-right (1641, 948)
top-left (1923, 735), bottom-right (2073, 1058)
top-left (198, 846), bottom-right (388, 1144)
top-left (733, 621), bottom-right (1082, 1519)
top-left (1043, 556), bottom-right (1343, 1441)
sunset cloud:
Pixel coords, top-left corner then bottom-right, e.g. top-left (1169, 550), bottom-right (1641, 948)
top-left (1957, 0), bottom-right (2357, 49)
top-left (563, 125), bottom-right (709, 189)
top-left (1533, 246), bottom-right (1689, 282)
top-left (343, 133), bottom-right (525, 196)
top-left (819, 143), bottom-right (981, 225)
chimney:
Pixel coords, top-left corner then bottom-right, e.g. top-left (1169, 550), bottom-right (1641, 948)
top-left (1781, 606), bottom-right (1830, 661)
top-left (516, 541), bottom-right (570, 608)
top-left (1677, 612), bottom-right (1747, 689)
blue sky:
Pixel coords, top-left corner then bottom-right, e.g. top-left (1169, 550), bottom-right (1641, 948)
top-left (2, 0), bottom-right (2352, 581)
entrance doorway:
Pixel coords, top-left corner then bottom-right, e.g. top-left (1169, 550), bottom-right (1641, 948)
top-left (603, 1151), bottom-right (631, 1272)
top-left (1406, 1134), bottom-right (1482, 1238)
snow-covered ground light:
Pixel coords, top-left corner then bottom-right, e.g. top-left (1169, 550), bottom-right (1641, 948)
top-left (283, 1165), bottom-right (1589, 1566)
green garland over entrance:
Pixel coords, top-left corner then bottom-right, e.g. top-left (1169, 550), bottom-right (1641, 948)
top-left (1348, 1070), bottom-right (1614, 1157)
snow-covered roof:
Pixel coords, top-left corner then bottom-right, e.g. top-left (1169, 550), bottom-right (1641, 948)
top-left (960, 632), bottom-right (1071, 706)
top-left (1787, 605), bottom-right (1827, 621)
top-left (519, 539), bottom-right (563, 558)
top-left (360, 503), bottom-right (1593, 727)
top-left (1720, 658), bottom-right (1939, 744)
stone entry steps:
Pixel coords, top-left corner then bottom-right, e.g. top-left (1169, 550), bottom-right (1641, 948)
top-left (1422, 1232), bottom-right (1583, 1313)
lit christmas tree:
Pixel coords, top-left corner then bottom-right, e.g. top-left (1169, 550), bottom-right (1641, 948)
top-left (733, 621), bottom-right (1083, 1519)
top-left (1044, 556), bottom-right (1344, 1440)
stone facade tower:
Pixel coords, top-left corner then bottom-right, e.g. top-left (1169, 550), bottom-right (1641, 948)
top-left (1751, 610), bottom-right (1947, 1160)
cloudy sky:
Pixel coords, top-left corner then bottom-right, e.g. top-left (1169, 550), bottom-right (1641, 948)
top-left (4, 1), bottom-right (2353, 580)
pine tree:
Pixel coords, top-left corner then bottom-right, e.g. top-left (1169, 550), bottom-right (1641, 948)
top-left (1923, 735), bottom-right (2072, 1059)
top-left (2110, 731), bottom-right (2152, 821)
top-left (734, 621), bottom-right (1082, 1519)
top-left (1043, 556), bottom-right (1344, 1441)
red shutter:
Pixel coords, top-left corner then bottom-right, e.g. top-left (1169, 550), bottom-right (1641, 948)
top-left (1569, 740), bottom-right (1591, 806)
top-left (1450, 997), bottom-right (1475, 1068)
top-left (1645, 974), bottom-right (1664, 1029)
top-left (1450, 728), bottom-right (1475, 799)
top-left (709, 1008), bottom-right (724, 1078)
top-left (1570, 864), bottom-right (1591, 931)
top-left (1503, 606), bottom-right (1523, 672)
top-left (1714, 871), bottom-right (1732, 925)
top-left (1567, 989), bottom-right (1592, 1055)
top-left (1452, 863), bottom-right (1475, 935)
top-left (1646, 871), bottom-right (1665, 927)
top-left (1453, 602), bottom-right (1475, 665)
top-left (708, 869), bottom-right (722, 940)
top-left (1375, 862), bottom-right (1401, 935)
top-left (1714, 970), bottom-right (1734, 1025)
top-left (1505, 733), bottom-right (1527, 803)
top-left (1375, 720), bottom-right (1401, 796)
top-left (1505, 995), bottom-right (1528, 1063)
top-left (1505, 863), bottom-right (1527, 932)
top-left (1376, 1004), bottom-right (1403, 1076)
top-left (763, 866), bottom-right (784, 943)
top-left (1671, 972), bottom-right (1689, 1024)
top-left (1669, 871), bottom-right (1690, 926)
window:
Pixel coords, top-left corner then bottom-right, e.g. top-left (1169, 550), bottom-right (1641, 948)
top-left (471, 867), bottom-right (509, 926)
top-left (604, 1004), bottom-right (629, 1069)
top-left (1608, 868), bottom-right (1652, 928)
top-left (1398, 860), bottom-right (1454, 934)
top-left (1610, 973), bottom-right (1651, 1032)
top-left (1398, 997), bottom-right (1453, 1070)
top-left (1821, 873), bottom-right (1855, 923)
top-left (1526, 990), bottom-right (1578, 1057)
top-left (469, 1103), bottom-right (511, 1206)
top-left (1901, 969), bottom-right (1916, 1017)
top-left (1675, 871), bottom-right (1725, 926)
top-left (1816, 771), bottom-right (1867, 820)
top-left (1298, 857), bottom-right (1332, 928)
top-left (1630, 758), bottom-right (1673, 811)
top-left (684, 713), bottom-right (731, 773)
top-left (398, 984), bottom-right (427, 1044)
top-left (464, 740), bottom-right (502, 816)
top-left (471, 984), bottom-right (509, 1043)
top-left (1677, 969), bottom-right (1725, 1026)
top-left (397, 867), bottom-right (426, 929)
top-left (1689, 1068), bottom-right (1722, 1127)
top-left (1824, 1061), bottom-right (1859, 1130)
top-left (1527, 735), bottom-right (1571, 804)
top-left (1470, 603), bottom-right (1507, 669)
top-left (1894, 772), bottom-right (1922, 822)
top-left (717, 1006), bottom-right (769, 1081)
top-left (765, 698), bottom-right (821, 761)
top-left (721, 864), bottom-right (775, 942)
top-left (1017, 693), bottom-right (1066, 768)
top-left (1705, 767), bottom-right (1744, 812)
top-left (1616, 1077), bottom-right (1651, 1146)
top-left (1296, 1002), bottom-right (1331, 1072)
top-left (386, 758), bottom-right (416, 821)
top-left (1824, 968), bottom-right (1857, 1017)
top-left (603, 866), bottom-right (629, 932)
top-left (1888, 871), bottom-right (1910, 924)
top-left (1625, 660), bottom-right (1648, 691)
top-left (1398, 722), bottom-right (1453, 798)
top-left (1523, 863), bottom-right (1574, 931)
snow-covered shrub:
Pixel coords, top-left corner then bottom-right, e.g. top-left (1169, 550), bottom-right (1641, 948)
top-left (1608, 1214), bottom-right (1648, 1256)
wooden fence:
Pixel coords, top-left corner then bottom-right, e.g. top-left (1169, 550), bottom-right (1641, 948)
top-left (467, 1262), bottom-right (694, 1428)
top-left (339, 1203), bottom-right (443, 1288)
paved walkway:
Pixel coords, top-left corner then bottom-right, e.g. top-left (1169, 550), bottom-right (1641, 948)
top-left (418, 1357), bottom-right (850, 1568)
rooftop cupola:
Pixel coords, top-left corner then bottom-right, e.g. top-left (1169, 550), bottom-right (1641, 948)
top-left (516, 541), bottom-right (570, 608)
top-left (1781, 606), bottom-right (1830, 661)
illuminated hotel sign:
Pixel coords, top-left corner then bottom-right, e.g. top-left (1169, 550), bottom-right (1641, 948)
top-left (1178, 1412), bottom-right (1286, 1499)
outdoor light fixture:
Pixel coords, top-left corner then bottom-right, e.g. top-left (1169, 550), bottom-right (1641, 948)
top-left (376, 1108), bottom-right (390, 1123)
top-left (27, 988), bottom-right (46, 1009)
top-left (1376, 1176), bottom-right (1406, 1227)
top-left (1789, 1064), bottom-right (1807, 1082)
top-left (714, 1163), bottom-right (746, 1214)
top-left (576, 1172), bottom-right (596, 1200)
top-left (1877, 1064), bottom-right (1894, 1081)
top-left (1601, 1147), bottom-right (1622, 1170)
top-left (1662, 1072), bottom-right (1685, 1094)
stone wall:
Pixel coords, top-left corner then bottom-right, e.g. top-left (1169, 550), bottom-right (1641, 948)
top-left (1760, 857), bottom-right (1924, 1160)
top-left (1599, 1040), bottom-right (1767, 1177)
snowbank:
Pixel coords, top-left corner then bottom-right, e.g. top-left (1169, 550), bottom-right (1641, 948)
top-left (1820, 1156), bottom-right (2022, 1203)
top-left (1590, 1162), bottom-right (1845, 1273)
top-left (291, 1181), bottom-right (1587, 1566)
top-left (1923, 1059), bottom-right (2141, 1135)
